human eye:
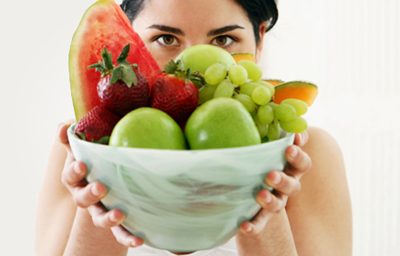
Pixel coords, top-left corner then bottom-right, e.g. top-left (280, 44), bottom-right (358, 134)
top-left (154, 34), bottom-right (180, 47)
top-left (211, 35), bottom-right (236, 48)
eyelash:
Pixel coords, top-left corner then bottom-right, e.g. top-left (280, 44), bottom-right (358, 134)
top-left (211, 35), bottom-right (238, 48)
top-left (153, 34), bottom-right (180, 48)
top-left (152, 34), bottom-right (238, 49)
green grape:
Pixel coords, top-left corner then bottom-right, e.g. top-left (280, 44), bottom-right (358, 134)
top-left (280, 117), bottom-right (308, 133)
top-left (234, 93), bottom-right (257, 112)
top-left (268, 102), bottom-right (278, 112)
top-left (256, 123), bottom-right (269, 138)
top-left (268, 102), bottom-right (278, 108)
top-left (257, 104), bottom-right (274, 124)
top-left (176, 44), bottom-right (236, 74)
top-left (267, 120), bottom-right (281, 141)
top-left (227, 77), bottom-right (240, 88)
top-left (274, 103), bottom-right (297, 122)
top-left (204, 63), bottom-right (228, 86)
top-left (240, 82), bottom-right (258, 96)
top-left (214, 79), bottom-right (235, 98)
top-left (281, 98), bottom-right (308, 116)
top-left (228, 64), bottom-right (248, 85)
top-left (238, 60), bottom-right (262, 81)
top-left (251, 86), bottom-right (272, 105)
top-left (199, 85), bottom-right (217, 104)
top-left (255, 80), bottom-right (275, 96)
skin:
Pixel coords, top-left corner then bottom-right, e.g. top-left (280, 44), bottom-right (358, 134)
top-left (35, 0), bottom-right (352, 255)
top-left (131, 0), bottom-right (265, 68)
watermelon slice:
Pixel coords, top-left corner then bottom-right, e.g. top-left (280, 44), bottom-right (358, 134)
top-left (69, 0), bottom-right (160, 120)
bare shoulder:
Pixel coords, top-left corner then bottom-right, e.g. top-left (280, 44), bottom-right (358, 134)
top-left (304, 126), bottom-right (343, 160)
top-left (286, 127), bottom-right (352, 255)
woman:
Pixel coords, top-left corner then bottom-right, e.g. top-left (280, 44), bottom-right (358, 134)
top-left (36, 0), bottom-right (352, 255)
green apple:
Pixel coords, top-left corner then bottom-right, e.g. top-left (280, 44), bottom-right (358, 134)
top-left (185, 98), bottom-right (261, 149)
top-left (110, 108), bottom-right (186, 150)
top-left (175, 44), bottom-right (236, 74)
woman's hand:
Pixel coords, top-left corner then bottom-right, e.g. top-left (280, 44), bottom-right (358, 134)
top-left (58, 122), bottom-right (144, 248)
top-left (239, 132), bottom-right (312, 235)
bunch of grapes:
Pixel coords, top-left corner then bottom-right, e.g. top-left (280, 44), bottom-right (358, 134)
top-left (200, 61), bottom-right (308, 141)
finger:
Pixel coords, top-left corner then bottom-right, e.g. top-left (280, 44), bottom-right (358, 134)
top-left (111, 225), bottom-right (144, 248)
top-left (265, 171), bottom-right (301, 196)
top-left (256, 189), bottom-right (286, 213)
top-left (63, 149), bottom-right (76, 168)
top-left (73, 182), bottom-right (107, 208)
top-left (285, 145), bottom-right (312, 178)
top-left (62, 161), bottom-right (87, 187)
top-left (87, 204), bottom-right (107, 217)
top-left (58, 122), bottom-right (73, 153)
top-left (294, 130), bottom-right (309, 147)
top-left (88, 206), bottom-right (125, 228)
top-left (240, 209), bottom-right (273, 235)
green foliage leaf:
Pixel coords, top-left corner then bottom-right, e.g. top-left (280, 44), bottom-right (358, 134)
top-left (189, 72), bottom-right (205, 88)
top-left (117, 44), bottom-right (130, 64)
top-left (102, 48), bottom-right (114, 71)
top-left (96, 136), bottom-right (110, 145)
top-left (88, 62), bottom-right (105, 73)
top-left (121, 64), bottom-right (138, 87)
top-left (164, 60), bottom-right (179, 74)
top-left (76, 132), bottom-right (86, 141)
top-left (111, 66), bottom-right (123, 84)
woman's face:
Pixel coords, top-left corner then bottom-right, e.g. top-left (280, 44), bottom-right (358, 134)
top-left (132, 0), bottom-right (266, 69)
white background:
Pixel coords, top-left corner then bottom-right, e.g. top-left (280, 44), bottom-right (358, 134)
top-left (0, 0), bottom-right (399, 255)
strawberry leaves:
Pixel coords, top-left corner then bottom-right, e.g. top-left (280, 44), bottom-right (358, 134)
top-left (117, 44), bottom-right (130, 64)
top-left (163, 60), bottom-right (205, 88)
top-left (110, 64), bottom-right (138, 87)
top-left (89, 44), bottom-right (138, 87)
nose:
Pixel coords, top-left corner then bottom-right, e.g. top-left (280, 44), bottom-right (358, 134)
top-left (183, 39), bottom-right (211, 50)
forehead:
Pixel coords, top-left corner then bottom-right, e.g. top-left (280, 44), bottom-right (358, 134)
top-left (133, 0), bottom-right (252, 31)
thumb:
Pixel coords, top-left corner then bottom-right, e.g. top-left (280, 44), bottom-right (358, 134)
top-left (294, 130), bottom-right (309, 147)
top-left (58, 120), bottom-right (75, 153)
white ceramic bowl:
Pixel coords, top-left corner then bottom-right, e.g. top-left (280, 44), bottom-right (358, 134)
top-left (67, 124), bottom-right (294, 252)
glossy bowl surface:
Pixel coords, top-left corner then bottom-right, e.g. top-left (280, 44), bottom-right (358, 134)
top-left (67, 124), bottom-right (294, 252)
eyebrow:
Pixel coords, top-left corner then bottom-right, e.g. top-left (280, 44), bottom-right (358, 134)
top-left (147, 24), bottom-right (185, 35)
top-left (146, 24), bottom-right (245, 37)
top-left (207, 25), bottom-right (245, 37)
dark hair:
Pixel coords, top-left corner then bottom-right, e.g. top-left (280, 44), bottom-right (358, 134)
top-left (120, 0), bottom-right (278, 43)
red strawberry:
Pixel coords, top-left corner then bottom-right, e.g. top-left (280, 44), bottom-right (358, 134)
top-left (151, 61), bottom-right (200, 125)
top-left (75, 105), bottom-right (121, 144)
top-left (90, 44), bottom-right (150, 116)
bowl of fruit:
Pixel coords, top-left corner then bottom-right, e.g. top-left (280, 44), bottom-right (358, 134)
top-left (67, 118), bottom-right (295, 252)
top-left (67, 0), bottom-right (318, 252)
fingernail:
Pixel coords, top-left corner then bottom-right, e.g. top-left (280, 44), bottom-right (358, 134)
top-left (289, 147), bottom-right (298, 159)
top-left (75, 163), bottom-right (83, 175)
top-left (92, 184), bottom-right (103, 197)
top-left (302, 132), bottom-right (308, 144)
top-left (130, 239), bottom-right (138, 247)
top-left (300, 134), bottom-right (305, 145)
top-left (111, 210), bottom-right (124, 223)
top-left (110, 212), bottom-right (119, 222)
top-left (245, 225), bottom-right (253, 233)
top-left (57, 122), bottom-right (64, 130)
top-left (271, 174), bottom-right (281, 185)
top-left (264, 192), bottom-right (272, 203)
top-left (242, 224), bottom-right (252, 233)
